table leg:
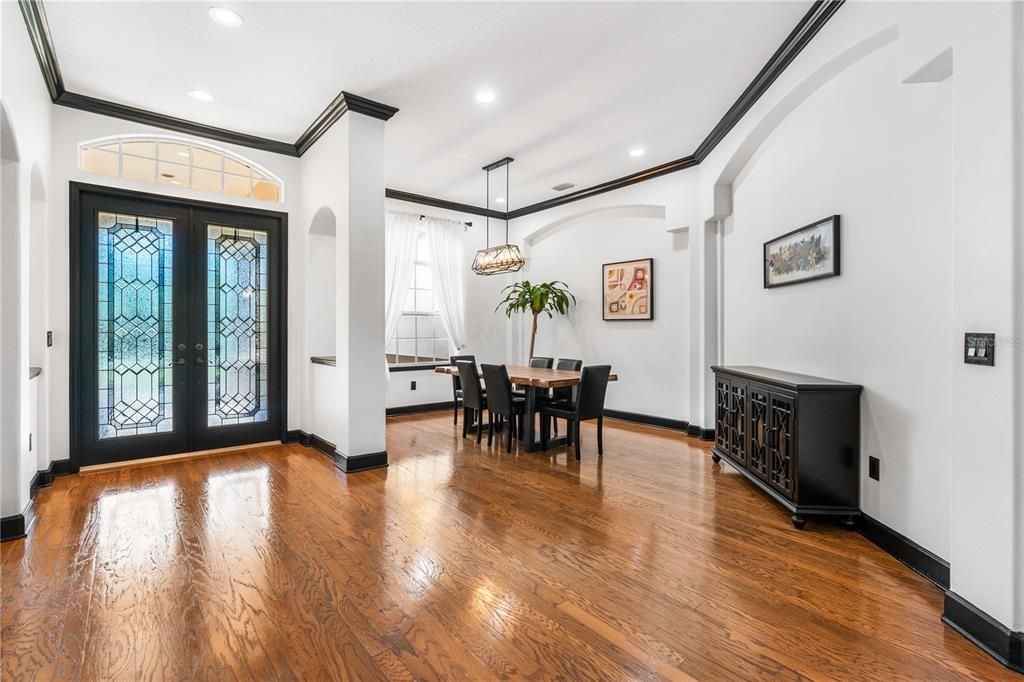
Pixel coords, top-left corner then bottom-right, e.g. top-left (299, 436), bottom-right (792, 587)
top-left (523, 386), bottom-right (538, 452)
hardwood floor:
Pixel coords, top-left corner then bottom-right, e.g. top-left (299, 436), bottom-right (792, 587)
top-left (2, 412), bottom-right (1013, 680)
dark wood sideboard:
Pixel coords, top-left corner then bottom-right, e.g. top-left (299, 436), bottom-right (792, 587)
top-left (710, 366), bottom-right (862, 529)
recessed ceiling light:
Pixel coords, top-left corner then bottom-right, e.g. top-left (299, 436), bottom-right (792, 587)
top-left (188, 89), bottom-right (215, 102)
top-left (475, 89), bottom-right (497, 104)
top-left (495, 197), bottom-right (506, 204)
top-left (629, 148), bottom-right (645, 157)
top-left (208, 6), bottom-right (243, 27)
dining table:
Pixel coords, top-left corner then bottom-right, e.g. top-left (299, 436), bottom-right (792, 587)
top-left (434, 364), bottom-right (618, 452)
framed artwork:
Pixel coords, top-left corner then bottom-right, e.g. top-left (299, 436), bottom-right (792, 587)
top-left (764, 215), bottom-right (840, 288)
top-left (603, 258), bottom-right (653, 320)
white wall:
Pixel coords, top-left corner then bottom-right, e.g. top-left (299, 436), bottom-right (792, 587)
top-left (1, 0), bottom-right (54, 517)
top-left (513, 206), bottom-right (689, 421)
top-left (386, 369), bottom-right (452, 409)
top-left (722, 40), bottom-right (953, 557)
top-left (47, 106), bottom-right (304, 469)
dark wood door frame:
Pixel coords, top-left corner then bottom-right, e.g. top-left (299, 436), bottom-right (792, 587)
top-left (69, 181), bottom-right (289, 468)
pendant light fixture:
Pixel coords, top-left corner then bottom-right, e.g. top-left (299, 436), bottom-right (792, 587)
top-left (472, 156), bottom-right (526, 276)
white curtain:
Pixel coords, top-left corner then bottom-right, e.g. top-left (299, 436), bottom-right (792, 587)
top-left (424, 216), bottom-right (467, 350)
top-left (384, 211), bottom-right (420, 355)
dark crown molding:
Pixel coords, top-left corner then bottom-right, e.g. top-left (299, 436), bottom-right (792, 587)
top-left (18, 0), bottom-right (397, 159)
top-left (20, 0), bottom-right (843, 218)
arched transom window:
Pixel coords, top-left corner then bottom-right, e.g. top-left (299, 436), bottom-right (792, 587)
top-left (79, 135), bottom-right (283, 202)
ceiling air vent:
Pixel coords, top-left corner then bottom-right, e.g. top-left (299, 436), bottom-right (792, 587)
top-left (551, 182), bottom-right (575, 192)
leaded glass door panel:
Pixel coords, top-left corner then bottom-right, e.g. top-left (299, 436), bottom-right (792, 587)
top-left (73, 185), bottom-right (286, 466)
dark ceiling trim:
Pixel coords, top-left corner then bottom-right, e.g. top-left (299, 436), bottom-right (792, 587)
top-left (507, 0), bottom-right (844, 219)
top-left (18, 0), bottom-right (62, 101)
top-left (693, 0), bottom-right (844, 161)
top-left (56, 91), bottom-right (300, 156)
top-left (19, 0), bottom-right (844, 219)
top-left (295, 91), bottom-right (399, 156)
top-left (385, 189), bottom-right (505, 220)
top-left (18, 0), bottom-right (397, 160)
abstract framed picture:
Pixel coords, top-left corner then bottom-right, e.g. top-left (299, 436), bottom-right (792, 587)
top-left (603, 258), bottom-right (653, 320)
top-left (763, 215), bottom-right (840, 289)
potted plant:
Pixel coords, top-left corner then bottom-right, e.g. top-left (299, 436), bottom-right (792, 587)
top-left (496, 280), bottom-right (576, 360)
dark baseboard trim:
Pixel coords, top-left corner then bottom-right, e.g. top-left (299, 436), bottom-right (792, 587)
top-left (1, 502), bottom-right (36, 542)
top-left (603, 409), bottom-right (688, 432)
top-left (286, 431), bottom-right (386, 473)
top-left (387, 401), bottom-right (455, 416)
top-left (858, 514), bottom-right (950, 589)
top-left (687, 425), bottom-right (716, 441)
top-left (334, 450), bottom-right (388, 474)
top-left (942, 592), bottom-right (1024, 674)
top-left (49, 458), bottom-right (77, 476)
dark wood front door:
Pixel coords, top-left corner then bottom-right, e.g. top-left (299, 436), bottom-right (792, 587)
top-left (71, 183), bottom-right (287, 466)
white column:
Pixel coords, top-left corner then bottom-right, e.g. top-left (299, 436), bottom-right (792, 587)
top-left (333, 113), bottom-right (388, 472)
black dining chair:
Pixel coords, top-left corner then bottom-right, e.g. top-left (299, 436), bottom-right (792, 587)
top-left (449, 354), bottom-right (475, 425)
top-left (540, 365), bottom-right (611, 460)
top-left (529, 356), bottom-right (554, 369)
top-left (481, 364), bottom-right (526, 453)
top-left (456, 361), bottom-right (487, 443)
top-left (548, 358), bottom-right (583, 437)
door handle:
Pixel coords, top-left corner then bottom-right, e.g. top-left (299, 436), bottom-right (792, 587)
top-left (194, 357), bottom-right (206, 364)
top-left (171, 358), bottom-right (186, 366)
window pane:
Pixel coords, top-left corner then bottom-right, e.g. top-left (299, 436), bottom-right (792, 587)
top-left (252, 180), bottom-right (280, 202)
top-left (82, 148), bottom-right (119, 177)
top-left (415, 264), bottom-right (432, 292)
top-left (434, 339), bottom-right (449, 361)
top-left (158, 162), bottom-right (190, 187)
top-left (397, 314), bottom-right (414, 338)
top-left (192, 167), bottom-right (221, 193)
top-left (192, 147), bottom-right (221, 171)
top-left (415, 289), bottom-right (434, 313)
top-left (224, 157), bottom-right (251, 176)
top-left (97, 143), bottom-right (120, 153)
top-left (416, 339), bottom-right (434, 361)
top-left (397, 339), bottom-right (414, 360)
top-left (402, 287), bottom-right (415, 313)
top-left (224, 174), bottom-right (252, 198)
top-left (122, 141), bottom-right (156, 158)
top-left (159, 143), bottom-right (191, 163)
top-left (122, 155), bottom-right (156, 182)
top-left (416, 233), bottom-right (430, 261)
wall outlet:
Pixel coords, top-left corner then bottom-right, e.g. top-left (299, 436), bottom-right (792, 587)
top-left (410, 380), bottom-right (417, 391)
top-left (868, 456), bottom-right (880, 481)
top-left (46, 331), bottom-right (53, 347)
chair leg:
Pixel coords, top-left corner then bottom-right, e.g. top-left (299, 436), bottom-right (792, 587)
top-left (454, 398), bottom-right (459, 425)
top-left (462, 408), bottom-right (468, 439)
top-left (597, 417), bottom-right (604, 456)
top-left (487, 412), bottom-right (494, 447)
top-left (553, 417), bottom-right (558, 437)
top-left (476, 410), bottom-right (483, 444)
top-left (505, 418), bottom-right (514, 453)
top-left (573, 421), bottom-right (581, 461)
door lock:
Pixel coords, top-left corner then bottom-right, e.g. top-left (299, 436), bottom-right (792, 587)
top-left (177, 343), bottom-right (186, 351)
top-left (194, 342), bottom-right (205, 351)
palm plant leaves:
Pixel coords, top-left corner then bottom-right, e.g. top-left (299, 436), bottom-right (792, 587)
top-left (495, 280), bottom-right (576, 319)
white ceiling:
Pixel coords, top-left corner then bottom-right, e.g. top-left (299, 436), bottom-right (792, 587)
top-left (45, 1), bottom-right (809, 208)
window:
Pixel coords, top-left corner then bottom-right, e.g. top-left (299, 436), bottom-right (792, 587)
top-left (79, 135), bottom-right (283, 203)
top-left (386, 233), bottom-right (452, 365)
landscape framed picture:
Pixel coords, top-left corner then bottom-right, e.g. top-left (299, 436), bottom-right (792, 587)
top-left (763, 215), bottom-right (840, 288)
top-left (603, 258), bottom-right (653, 320)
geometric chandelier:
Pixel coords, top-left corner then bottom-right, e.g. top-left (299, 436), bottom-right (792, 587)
top-left (472, 156), bottom-right (526, 276)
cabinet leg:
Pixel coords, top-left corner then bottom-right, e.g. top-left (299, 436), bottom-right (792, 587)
top-left (791, 514), bottom-right (806, 530)
top-left (711, 453), bottom-right (721, 464)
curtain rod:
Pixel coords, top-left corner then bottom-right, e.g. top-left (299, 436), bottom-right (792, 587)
top-left (419, 214), bottom-right (472, 227)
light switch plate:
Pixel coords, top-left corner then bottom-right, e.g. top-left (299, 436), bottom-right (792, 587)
top-left (964, 332), bottom-right (995, 366)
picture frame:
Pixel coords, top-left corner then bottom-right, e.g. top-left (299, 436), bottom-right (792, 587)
top-left (603, 258), bottom-right (653, 320)
top-left (763, 215), bottom-right (840, 289)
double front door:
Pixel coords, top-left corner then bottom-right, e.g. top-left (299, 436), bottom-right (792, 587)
top-left (72, 184), bottom-right (287, 466)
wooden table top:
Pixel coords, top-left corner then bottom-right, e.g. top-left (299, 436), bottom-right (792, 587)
top-left (435, 363), bottom-right (617, 389)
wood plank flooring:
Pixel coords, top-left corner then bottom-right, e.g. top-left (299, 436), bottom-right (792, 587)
top-left (2, 412), bottom-right (1013, 680)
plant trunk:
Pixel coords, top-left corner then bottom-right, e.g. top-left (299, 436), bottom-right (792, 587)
top-left (529, 313), bottom-right (539, 360)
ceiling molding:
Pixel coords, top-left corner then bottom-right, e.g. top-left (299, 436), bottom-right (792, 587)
top-left (295, 91), bottom-right (399, 156)
top-left (18, 0), bottom-right (398, 160)
top-left (19, 0), bottom-right (844, 218)
top-left (508, 0), bottom-right (844, 219)
top-left (385, 189), bottom-right (505, 220)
